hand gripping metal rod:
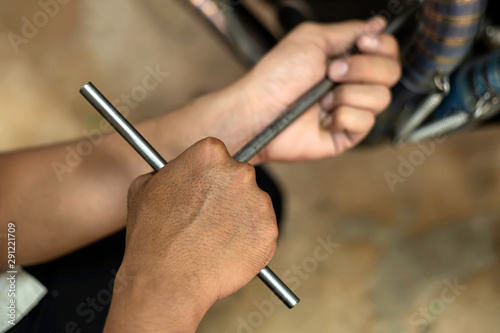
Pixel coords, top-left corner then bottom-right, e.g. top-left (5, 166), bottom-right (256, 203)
top-left (232, 79), bottom-right (334, 162)
top-left (80, 82), bottom-right (299, 309)
top-left (233, 19), bottom-right (400, 162)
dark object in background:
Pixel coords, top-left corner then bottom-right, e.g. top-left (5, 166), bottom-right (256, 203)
top-left (487, 1), bottom-right (500, 24)
top-left (269, 0), bottom-right (417, 31)
top-left (11, 167), bottom-right (283, 333)
top-left (182, 0), bottom-right (277, 67)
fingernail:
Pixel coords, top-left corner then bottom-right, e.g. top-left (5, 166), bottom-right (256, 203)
top-left (329, 60), bottom-right (349, 80)
top-left (320, 91), bottom-right (335, 110)
top-left (367, 15), bottom-right (387, 32)
top-left (321, 114), bottom-right (333, 128)
top-left (359, 35), bottom-right (380, 49)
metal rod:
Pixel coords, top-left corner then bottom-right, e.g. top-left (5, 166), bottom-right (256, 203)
top-left (233, 79), bottom-right (334, 162)
top-left (404, 111), bottom-right (469, 143)
top-left (80, 82), bottom-right (299, 309)
top-left (80, 83), bottom-right (167, 172)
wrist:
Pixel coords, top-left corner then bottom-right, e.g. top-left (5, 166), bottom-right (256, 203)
top-left (224, 73), bottom-right (288, 164)
top-left (106, 264), bottom-right (211, 332)
top-left (152, 79), bottom-right (267, 163)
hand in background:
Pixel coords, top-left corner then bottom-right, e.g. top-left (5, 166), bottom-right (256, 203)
top-left (105, 138), bottom-right (278, 332)
top-left (234, 17), bottom-right (401, 163)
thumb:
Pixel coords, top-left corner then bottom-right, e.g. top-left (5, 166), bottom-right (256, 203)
top-left (322, 16), bottom-right (387, 56)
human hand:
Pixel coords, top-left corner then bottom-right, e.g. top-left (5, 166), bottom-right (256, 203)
top-left (105, 138), bottom-right (278, 332)
top-left (234, 17), bottom-right (401, 163)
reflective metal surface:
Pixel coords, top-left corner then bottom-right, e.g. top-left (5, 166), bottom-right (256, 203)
top-left (80, 82), bottom-right (167, 172)
top-left (80, 82), bottom-right (299, 309)
top-left (233, 79), bottom-right (334, 162)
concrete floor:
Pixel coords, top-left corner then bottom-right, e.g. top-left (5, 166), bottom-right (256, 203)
top-left (1, 1), bottom-right (500, 332)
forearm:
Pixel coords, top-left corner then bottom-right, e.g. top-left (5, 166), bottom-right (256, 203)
top-left (0, 82), bottom-right (254, 266)
top-left (152, 79), bottom-right (256, 159)
top-left (104, 267), bottom-right (208, 333)
top-left (0, 126), bottom-right (151, 267)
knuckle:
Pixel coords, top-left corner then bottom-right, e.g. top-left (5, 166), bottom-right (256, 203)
top-left (265, 237), bottom-right (278, 262)
top-left (257, 194), bottom-right (278, 233)
top-left (334, 85), bottom-right (351, 104)
top-left (381, 34), bottom-right (400, 56)
top-left (258, 198), bottom-right (278, 233)
top-left (378, 87), bottom-right (392, 110)
top-left (350, 55), bottom-right (369, 76)
top-left (391, 62), bottom-right (402, 85)
top-left (258, 191), bottom-right (275, 212)
top-left (294, 22), bottom-right (319, 35)
top-left (199, 137), bottom-right (229, 161)
top-left (366, 114), bottom-right (376, 128)
top-left (200, 137), bottom-right (225, 149)
top-left (268, 223), bottom-right (279, 243)
top-left (263, 223), bottom-right (279, 258)
top-left (335, 106), bottom-right (350, 124)
top-left (235, 162), bottom-right (256, 184)
top-left (290, 23), bottom-right (325, 52)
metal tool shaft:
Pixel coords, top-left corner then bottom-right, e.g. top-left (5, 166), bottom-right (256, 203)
top-left (80, 83), bottom-right (167, 171)
top-left (80, 82), bottom-right (299, 309)
top-left (233, 79), bottom-right (334, 162)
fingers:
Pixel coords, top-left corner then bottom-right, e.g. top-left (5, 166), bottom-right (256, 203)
top-left (328, 54), bottom-right (401, 86)
top-left (326, 25), bottom-right (401, 86)
top-left (318, 16), bottom-right (387, 55)
top-left (320, 84), bottom-right (391, 113)
top-left (294, 16), bottom-right (393, 57)
top-left (322, 106), bottom-right (375, 143)
top-left (318, 84), bottom-right (391, 151)
top-left (357, 34), bottom-right (400, 60)
top-left (320, 25), bottom-right (400, 150)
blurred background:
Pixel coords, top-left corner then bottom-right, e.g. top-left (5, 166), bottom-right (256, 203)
top-left (1, 0), bottom-right (500, 332)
